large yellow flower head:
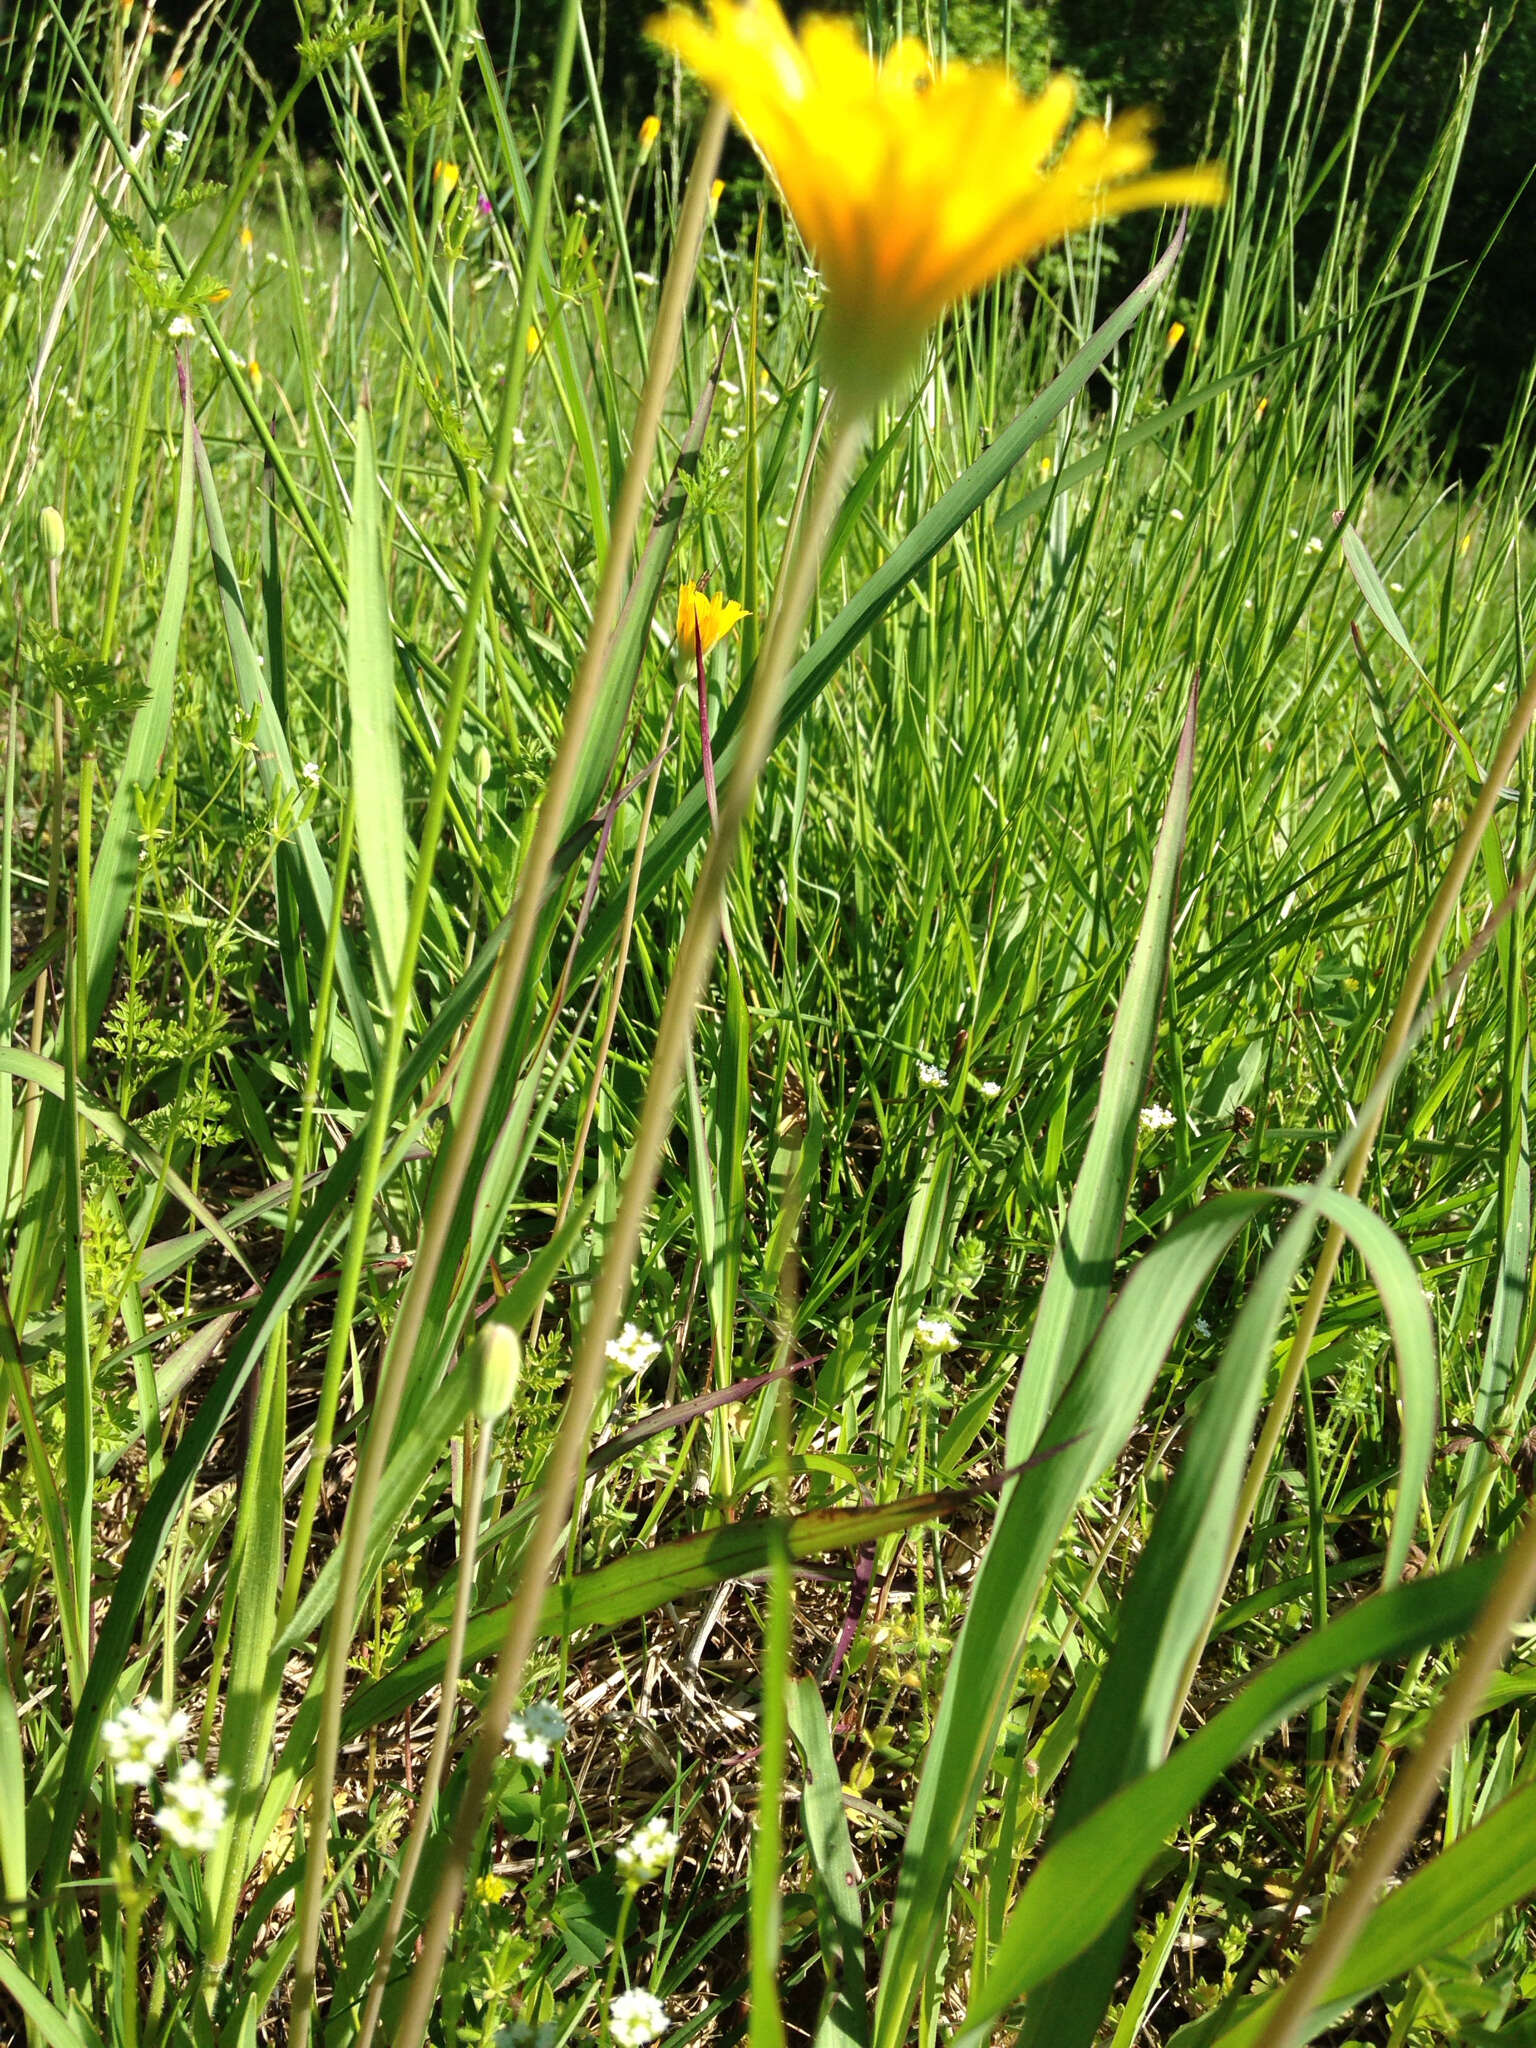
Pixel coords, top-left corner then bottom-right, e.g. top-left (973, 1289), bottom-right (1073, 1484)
top-left (676, 581), bottom-right (748, 657)
top-left (648, 0), bottom-right (1226, 411)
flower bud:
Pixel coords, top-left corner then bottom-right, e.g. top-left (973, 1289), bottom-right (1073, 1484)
top-left (638, 114), bottom-right (661, 163)
top-left (38, 506), bottom-right (65, 561)
top-left (474, 1321), bottom-right (523, 1420)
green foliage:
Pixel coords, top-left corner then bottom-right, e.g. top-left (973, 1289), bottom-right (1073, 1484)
top-left (2, 1), bottom-right (1536, 2046)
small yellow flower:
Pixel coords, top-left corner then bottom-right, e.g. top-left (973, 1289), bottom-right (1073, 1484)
top-left (1038, 454), bottom-right (1053, 479)
top-left (525, 324), bottom-right (543, 358)
top-left (1166, 319), bottom-right (1186, 349)
top-left (474, 1873), bottom-right (508, 1906)
top-left (207, 287), bottom-right (231, 305)
top-left (247, 355), bottom-right (263, 396)
top-left (639, 113), bottom-right (662, 161)
top-left (434, 159), bottom-right (461, 197)
top-left (709, 177), bottom-right (725, 211)
top-left (675, 581), bottom-right (748, 657)
top-left (238, 223), bottom-right (254, 252)
top-left (1254, 396), bottom-right (1269, 421)
top-left (649, 0), bottom-right (1225, 410)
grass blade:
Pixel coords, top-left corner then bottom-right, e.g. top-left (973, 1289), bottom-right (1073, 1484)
top-left (347, 397), bottom-right (410, 1004)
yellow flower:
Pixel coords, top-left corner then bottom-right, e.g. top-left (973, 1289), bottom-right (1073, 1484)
top-left (434, 159), bottom-right (461, 197)
top-left (525, 324), bottom-right (543, 358)
top-left (648, 0), bottom-right (1225, 409)
top-left (1166, 319), bottom-right (1186, 349)
top-left (1254, 396), bottom-right (1269, 421)
top-left (1038, 454), bottom-right (1053, 479)
top-left (238, 223), bottom-right (254, 252)
top-left (639, 113), bottom-right (662, 161)
top-left (474, 1874), bottom-right (508, 1906)
top-left (675, 581), bottom-right (748, 657)
top-left (247, 355), bottom-right (263, 396)
top-left (709, 177), bottom-right (725, 211)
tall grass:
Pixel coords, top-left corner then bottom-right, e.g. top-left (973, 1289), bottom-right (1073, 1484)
top-left (2, 1), bottom-right (1536, 2045)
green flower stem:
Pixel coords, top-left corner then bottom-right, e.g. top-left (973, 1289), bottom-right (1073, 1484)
top-left (388, 408), bottom-right (864, 2048)
top-left (353, 1407), bottom-right (498, 2048)
top-left (284, 4), bottom-right (585, 2035)
top-left (276, 790), bottom-right (358, 1631)
top-left (99, 342), bottom-right (158, 662)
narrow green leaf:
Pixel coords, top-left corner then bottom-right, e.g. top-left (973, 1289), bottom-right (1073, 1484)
top-left (1165, 1772), bottom-right (1536, 2048)
top-left (953, 1554), bottom-right (1504, 2048)
top-left (84, 390), bottom-right (196, 1032)
top-left (192, 424), bottom-right (377, 1071)
top-left (1010, 1186), bottom-right (1434, 2048)
top-left (871, 685), bottom-right (1198, 2048)
top-left (335, 1487), bottom-right (997, 1746)
top-left (787, 1676), bottom-right (869, 2048)
top-left (347, 399), bottom-right (409, 1002)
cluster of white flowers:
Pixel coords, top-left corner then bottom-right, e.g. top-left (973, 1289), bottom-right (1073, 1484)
top-left (101, 1697), bottom-right (229, 1854)
top-left (914, 1316), bottom-right (959, 1356)
top-left (916, 1061), bottom-right (947, 1089)
top-left (101, 1697), bottom-right (189, 1787)
top-left (615, 1816), bottom-right (679, 1887)
top-left (975, 1077), bottom-right (1002, 1100)
top-left (167, 313), bottom-right (196, 339)
top-left (155, 1761), bottom-right (231, 1854)
top-left (505, 1700), bottom-right (568, 1770)
top-left (1139, 1103), bottom-right (1176, 1134)
top-left (609, 1989), bottom-right (670, 2047)
top-left (605, 1323), bottom-right (663, 1376)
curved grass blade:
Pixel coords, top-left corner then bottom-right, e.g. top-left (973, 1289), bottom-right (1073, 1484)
top-left (1005, 1186), bottom-right (1434, 2048)
top-left (1165, 1782), bottom-right (1536, 2047)
top-left (949, 1553), bottom-right (1504, 2048)
top-left (870, 684), bottom-right (1198, 2048)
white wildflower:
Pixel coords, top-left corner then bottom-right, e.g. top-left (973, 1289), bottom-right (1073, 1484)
top-left (167, 314), bottom-right (196, 339)
top-left (163, 129), bottom-right (189, 161)
top-left (154, 1761), bottom-right (229, 1853)
top-left (615, 1816), bottom-right (679, 1886)
top-left (914, 1316), bottom-right (959, 1355)
top-left (976, 1078), bottom-right (1002, 1100)
top-left (1194, 1316), bottom-right (1212, 1338)
top-left (1139, 1103), bottom-right (1176, 1134)
top-left (633, 271), bottom-right (659, 286)
top-left (101, 1697), bottom-right (190, 1787)
top-left (1305, 535), bottom-right (1324, 554)
top-left (916, 1061), bottom-right (947, 1089)
top-left (299, 760), bottom-right (321, 785)
top-left (609, 1990), bottom-right (670, 2048)
top-left (605, 1322), bottom-right (662, 1376)
top-left (505, 1700), bottom-right (568, 1770)
top-left (1168, 507), bottom-right (1185, 522)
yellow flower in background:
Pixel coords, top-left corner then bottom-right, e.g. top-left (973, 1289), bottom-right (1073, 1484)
top-left (639, 113), bottom-right (662, 161)
top-left (247, 355), bottom-right (263, 396)
top-left (1166, 320), bottom-right (1186, 349)
top-left (433, 159), bottom-right (461, 197)
top-left (676, 581), bottom-right (748, 657)
top-left (709, 177), bottom-right (725, 211)
top-left (238, 222), bottom-right (254, 252)
top-left (525, 324), bottom-right (543, 358)
top-left (648, 0), bottom-right (1226, 409)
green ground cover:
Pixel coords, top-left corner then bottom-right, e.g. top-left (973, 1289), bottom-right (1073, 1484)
top-left (2, 1), bottom-right (1536, 2044)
